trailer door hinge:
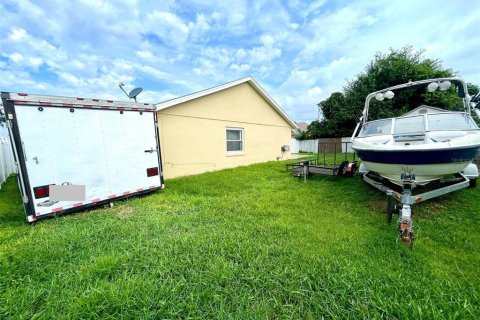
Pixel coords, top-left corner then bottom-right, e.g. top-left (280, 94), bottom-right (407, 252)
top-left (144, 148), bottom-right (158, 153)
top-left (22, 195), bottom-right (29, 203)
top-left (8, 113), bottom-right (13, 120)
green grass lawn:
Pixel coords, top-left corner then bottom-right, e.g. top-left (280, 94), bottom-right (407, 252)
top-left (1, 160), bottom-right (479, 319)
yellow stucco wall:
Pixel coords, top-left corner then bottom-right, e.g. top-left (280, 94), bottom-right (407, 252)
top-left (157, 82), bottom-right (293, 179)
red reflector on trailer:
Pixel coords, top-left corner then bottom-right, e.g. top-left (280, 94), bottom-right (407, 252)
top-left (147, 167), bottom-right (159, 177)
top-left (33, 185), bottom-right (51, 199)
top-left (76, 97), bottom-right (84, 100)
top-left (18, 93), bottom-right (28, 96)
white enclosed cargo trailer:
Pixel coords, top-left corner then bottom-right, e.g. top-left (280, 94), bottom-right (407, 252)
top-left (1, 92), bottom-right (164, 222)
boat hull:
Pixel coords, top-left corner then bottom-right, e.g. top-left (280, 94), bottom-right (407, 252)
top-left (354, 145), bottom-right (480, 184)
top-left (360, 160), bottom-right (472, 184)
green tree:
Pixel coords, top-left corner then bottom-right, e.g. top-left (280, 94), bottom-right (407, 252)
top-left (316, 92), bottom-right (351, 137)
top-left (467, 83), bottom-right (479, 95)
top-left (316, 46), bottom-right (458, 137)
top-left (294, 130), bottom-right (307, 140)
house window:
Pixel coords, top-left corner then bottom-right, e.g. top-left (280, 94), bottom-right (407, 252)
top-left (226, 128), bottom-right (244, 154)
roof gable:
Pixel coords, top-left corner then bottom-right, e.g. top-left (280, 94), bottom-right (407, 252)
top-left (402, 105), bottom-right (448, 116)
top-left (155, 77), bottom-right (298, 129)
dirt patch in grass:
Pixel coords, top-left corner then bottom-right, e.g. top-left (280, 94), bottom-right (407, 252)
top-left (367, 200), bottom-right (387, 213)
top-left (116, 204), bottom-right (135, 218)
top-left (414, 201), bottom-right (449, 220)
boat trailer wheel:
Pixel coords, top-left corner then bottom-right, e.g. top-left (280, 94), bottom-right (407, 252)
top-left (338, 160), bottom-right (350, 176)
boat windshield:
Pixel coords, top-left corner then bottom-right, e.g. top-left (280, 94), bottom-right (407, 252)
top-left (358, 113), bottom-right (479, 137)
top-left (394, 115), bottom-right (425, 134)
top-left (359, 119), bottom-right (392, 136)
top-left (428, 113), bottom-right (478, 131)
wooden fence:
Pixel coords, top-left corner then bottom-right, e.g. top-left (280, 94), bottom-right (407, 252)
top-left (290, 137), bottom-right (353, 153)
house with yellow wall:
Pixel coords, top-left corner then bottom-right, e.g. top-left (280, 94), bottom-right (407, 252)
top-left (156, 77), bottom-right (297, 179)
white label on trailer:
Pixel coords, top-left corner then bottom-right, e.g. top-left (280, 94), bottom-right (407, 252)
top-left (14, 106), bottom-right (161, 216)
top-left (49, 185), bottom-right (86, 201)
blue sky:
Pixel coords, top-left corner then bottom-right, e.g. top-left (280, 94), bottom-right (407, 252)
top-left (1, 0), bottom-right (479, 122)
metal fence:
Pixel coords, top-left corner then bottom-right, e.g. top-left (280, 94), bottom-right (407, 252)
top-left (1, 135), bottom-right (16, 188)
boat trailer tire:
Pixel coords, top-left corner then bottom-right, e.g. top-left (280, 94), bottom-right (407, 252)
top-left (469, 178), bottom-right (477, 188)
top-left (338, 161), bottom-right (350, 176)
top-left (347, 162), bottom-right (358, 176)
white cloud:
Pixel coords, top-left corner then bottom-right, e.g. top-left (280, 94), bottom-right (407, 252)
top-left (8, 28), bottom-right (27, 41)
top-left (27, 57), bottom-right (43, 69)
top-left (308, 86), bottom-right (322, 97)
top-left (59, 72), bottom-right (82, 86)
top-left (300, 0), bottom-right (327, 18)
top-left (135, 50), bottom-right (155, 61)
top-left (145, 10), bottom-right (190, 46)
top-left (189, 13), bottom-right (211, 40)
top-left (229, 63), bottom-right (250, 73)
top-left (137, 65), bottom-right (170, 80)
top-left (7, 52), bottom-right (24, 63)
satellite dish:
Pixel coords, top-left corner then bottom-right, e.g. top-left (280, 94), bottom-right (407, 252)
top-left (128, 87), bottom-right (143, 101)
top-left (118, 82), bottom-right (143, 102)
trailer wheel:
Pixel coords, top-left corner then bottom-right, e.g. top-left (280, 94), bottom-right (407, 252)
top-left (469, 178), bottom-right (477, 188)
top-left (348, 162), bottom-right (358, 177)
top-left (337, 160), bottom-right (349, 176)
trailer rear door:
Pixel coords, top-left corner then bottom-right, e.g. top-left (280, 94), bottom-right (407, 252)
top-left (3, 93), bottom-right (163, 222)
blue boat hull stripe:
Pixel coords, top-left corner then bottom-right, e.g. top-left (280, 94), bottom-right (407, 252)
top-left (356, 146), bottom-right (480, 165)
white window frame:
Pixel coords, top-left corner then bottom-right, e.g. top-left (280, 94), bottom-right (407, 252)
top-left (226, 127), bottom-right (244, 156)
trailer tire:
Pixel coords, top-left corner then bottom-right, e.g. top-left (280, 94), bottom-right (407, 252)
top-left (469, 178), bottom-right (477, 188)
top-left (348, 162), bottom-right (358, 177)
top-left (338, 161), bottom-right (349, 176)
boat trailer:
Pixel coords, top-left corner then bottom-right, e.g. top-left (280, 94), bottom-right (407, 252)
top-left (362, 170), bottom-right (473, 246)
top-left (286, 142), bottom-right (358, 181)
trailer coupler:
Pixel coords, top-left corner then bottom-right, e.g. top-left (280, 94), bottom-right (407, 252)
top-left (398, 219), bottom-right (413, 245)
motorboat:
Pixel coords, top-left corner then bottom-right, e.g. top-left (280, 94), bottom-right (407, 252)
top-left (351, 77), bottom-right (480, 245)
top-left (351, 78), bottom-right (480, 186)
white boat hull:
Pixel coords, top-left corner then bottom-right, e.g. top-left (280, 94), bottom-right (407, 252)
top-left (361, 160), bottom-right (472, 184)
